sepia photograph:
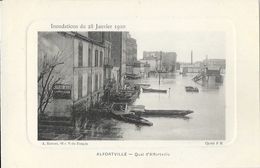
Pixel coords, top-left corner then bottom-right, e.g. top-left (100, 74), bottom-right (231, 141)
top-left (3, 0), bottom-right (260, 168)
top-left (38, 31), bottom-right (226, 140)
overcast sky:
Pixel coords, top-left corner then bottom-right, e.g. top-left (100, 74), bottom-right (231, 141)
top-left (131, 31), bottom-right (226, 63)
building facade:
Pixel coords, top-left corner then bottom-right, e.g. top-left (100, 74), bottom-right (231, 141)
top-left (142, 51), bottom-right (177, 72)
top-left (133, 61), bottom-right (145, 77)
top-left (126, 34), bottom-right (137, 74)
top-left (88, 32), bottom-right (114, 89)
top-left (139, 57), bottom-right (158, 72)
top-left (38, 32), bottom-right (106, 117)
top-left (111, 32), bottom-right (128, 87)
top-left (203, 59), bottom-right (226, 69)
top-left (161, 52), bottom-right (177, 72)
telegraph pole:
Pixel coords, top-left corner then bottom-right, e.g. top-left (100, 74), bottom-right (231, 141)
top-left (159, 51), bottom-right (162, 85)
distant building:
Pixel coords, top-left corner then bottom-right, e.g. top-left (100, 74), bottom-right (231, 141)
top-left (139, 57), bottom-right (158, 72)
top-left (161, 52), bottom-right (177, 72)
top-left (143, 51), bottom-right (161, 59)
top-left (133, 61), bottom-right (145, 77)
top-left (180, 62), bottom-right (203, 73)
top-left (203, 59), bottom-right (226, 69)
top-left (142, 51), bottom-right (177, 72)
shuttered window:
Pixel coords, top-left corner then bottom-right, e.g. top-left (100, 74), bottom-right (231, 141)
top-left (95, 74), bottom-right (98, 91)
top-left (88, 48), bottom-right (92, 67)
top-left (78, 74), bottom-right (83, 98)
top-left (100, 51), bottom-right (103, 67)
top-left (87, 75), bottom-right (92, 95)
top-left (78, 41), bottom-right (83, 67)
top-left (95, 50), bottom-right (98, 67)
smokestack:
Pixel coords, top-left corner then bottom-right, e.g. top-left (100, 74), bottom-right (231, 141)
top-left (191, 50), bottom-right (193, 64)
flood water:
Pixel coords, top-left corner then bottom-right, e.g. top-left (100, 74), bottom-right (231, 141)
top-left (79, 73), bottom-right (225, 140)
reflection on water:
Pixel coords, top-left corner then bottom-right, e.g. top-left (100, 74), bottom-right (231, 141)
top-left (78, 73), bottom-right (225, 140)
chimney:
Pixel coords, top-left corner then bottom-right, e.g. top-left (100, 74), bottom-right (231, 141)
top-left (191, 50), bottom-right (193, 64)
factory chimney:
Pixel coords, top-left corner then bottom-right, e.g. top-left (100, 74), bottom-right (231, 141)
top-left (191, 50), bottom-right (193, 64)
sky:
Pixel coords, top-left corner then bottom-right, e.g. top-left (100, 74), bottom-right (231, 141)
top-left (131, 31), bottom-right (226, 63)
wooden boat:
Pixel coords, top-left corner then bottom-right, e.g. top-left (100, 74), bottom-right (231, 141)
top-left (118, 113), bottom-right (153, 126)
top-left (125, 73), bottom-right (141, 79)
top-left (135, 83), bottom-right (151, 89)
top-left (185, 86), bottom-right (199, 92)
top-left (110, 103), bottom-right (153, 126)
top-left (142, 88), bottom-right (167, 93)
top-left (141, 109), bottom-right (193, 116)
top-left (110, 89), bottom-right (139, 103)
top-left (128, 105), bottom-right (145, 113)
top-left (128, 105), bottom-right (193, 117)
top-left (135, 83), bottom-right (150, 87)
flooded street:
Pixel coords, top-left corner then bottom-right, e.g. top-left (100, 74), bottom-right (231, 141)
top-left (80, 73), bottom-right (225, 140)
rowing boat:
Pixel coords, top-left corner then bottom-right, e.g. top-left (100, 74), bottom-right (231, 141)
top-left (185, 86), bottom-right (199, 92)
top-left (110, 103), bottom-right (153, 126)
top-left (142, 88), bottom-right (167, 93)
top-left (142, 109), bottom-right (193, 116)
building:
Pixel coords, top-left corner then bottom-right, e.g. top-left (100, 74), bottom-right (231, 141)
top-left (88, 32), bottom-right (113, 89)
top-left (143, 51), bottom-right (161, 59)
top-left (161, 52), bottom-right (177, 72)
top-left (139, 57), bottom-right (158, 72)
top-left (111, 32), bottom-right (128, 87)
top-left (180, 62), bottom-right (203, 73)
top-left (203, 59), bottom-right (226, 69)
top-left (38, 32), bottom-right (106, 117)
top-left (126, 34), bottom-right (137, 74)
top-left (133, 61), bottom-right (146, 77)
top-left (142, 51), bottom-right (177, 72)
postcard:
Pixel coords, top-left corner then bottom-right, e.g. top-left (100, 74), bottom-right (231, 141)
top-left (2, 0), bottom-right (260, 168)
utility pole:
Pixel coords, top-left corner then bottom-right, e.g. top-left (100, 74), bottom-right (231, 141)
top-left (159, 51), bottom-right (162, 85)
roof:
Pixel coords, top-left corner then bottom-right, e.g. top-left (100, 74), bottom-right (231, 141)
top-left (62, 32), bottom-right (105, 48)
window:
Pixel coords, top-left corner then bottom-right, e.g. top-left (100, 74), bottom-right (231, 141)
top-left (99, 74), bottom-right (102, 89)
top-left (78, 41), bottom-right (83, 67)
top-left (88, 48), bottom-right (92, 67)
top-left (78, 74), bottom-right (83, 99)
top-left (87, 75), bottom-right (92, 95)
top-left (95, 74), bottom-right (99, 91)
top-left (95, 50), bottom-right (99, 67)
top-left (100, 51), bottom-right (103, 67)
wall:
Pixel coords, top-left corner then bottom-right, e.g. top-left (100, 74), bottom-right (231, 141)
top-left (161, 52), bottom-right (177, 72)
top-left (38, 32), bottom-right (74, 117)
top-left (73, 37), bottom-right (105, 110)
top-left (111, 32), bottom-right (128, 86)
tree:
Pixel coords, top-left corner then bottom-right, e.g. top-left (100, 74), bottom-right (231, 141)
top-left (38, 52), bottom-right (64, 115)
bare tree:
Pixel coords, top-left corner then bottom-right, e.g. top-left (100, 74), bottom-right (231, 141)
top-left (38, 52), bottom-right (64, 115)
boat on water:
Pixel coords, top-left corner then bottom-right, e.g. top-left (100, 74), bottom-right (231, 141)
top-left (135, 83), bottom-right (151, 89)
top-left (185, 86), bottom-right (199, 92)
top-left (136, 83), bottom-right (150, 87)
top-left (110, 103), bottom-right (153, 126)
top-left (141, 109), bottom-right (193, 116)
top-left (110, 89), bottom-right (140, 104)
top-left (125, 73), bottom-right (141, 79)
top-left (117, 113), bottom-right (153, 126)
top-left (128, 105), bottom-right (193, 116)
top-left (142, 88), bottom-right (167, 93)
